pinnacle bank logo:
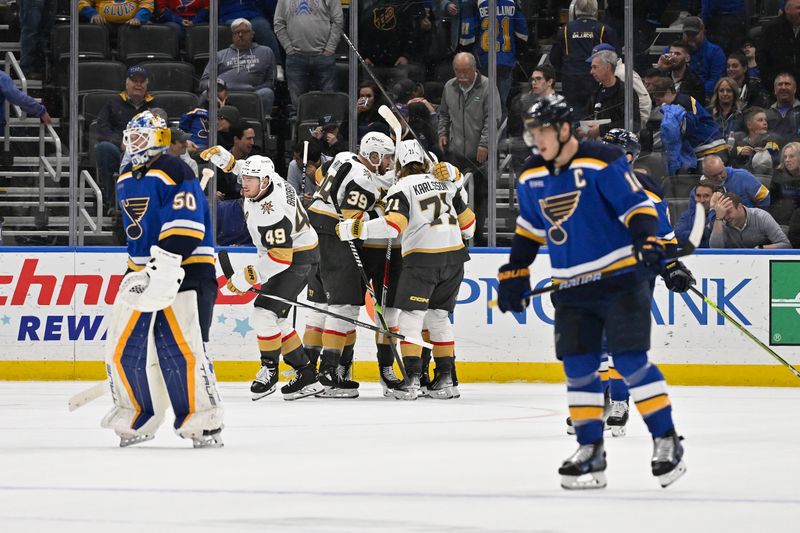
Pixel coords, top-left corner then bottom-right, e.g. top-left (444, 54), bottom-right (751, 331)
top-left (769, 261), bottom-right (800, 345)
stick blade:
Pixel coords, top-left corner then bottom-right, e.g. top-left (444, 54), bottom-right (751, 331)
top-left (378, 104), bottom-right (401, 137)
top-left (217, 249), bottom-right (234, 278)
top-left (686, 202), bottom-right (706, 251)
top-left (68, 382), bottom-right (106, 412)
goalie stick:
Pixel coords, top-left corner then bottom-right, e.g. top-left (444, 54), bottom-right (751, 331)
top-left (217, 250), bottom-right (433, 349)
top-left (489, 203), bottom-right (706, 306)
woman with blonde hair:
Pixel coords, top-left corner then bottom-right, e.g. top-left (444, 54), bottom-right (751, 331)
top-left (770, 142), bottom-right (800, 225)
top-left (707, 77), bottom-right (743, 138)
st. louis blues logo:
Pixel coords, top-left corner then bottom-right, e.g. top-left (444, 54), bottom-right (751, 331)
top-left (539, 191), bottom-right (581, 244)
top-left (121, 197), bottom-right (150, 240)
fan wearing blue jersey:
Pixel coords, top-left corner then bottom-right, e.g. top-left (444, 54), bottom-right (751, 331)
top-left (459, 0), bottom-right (528, 109)
top-left (496, 95), bottom-right (687, 490)
top-left (102, 110), bottom-right (224, 449)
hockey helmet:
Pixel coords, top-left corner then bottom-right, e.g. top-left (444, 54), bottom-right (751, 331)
top-left (523, 94), bottom-right (573, 130)
top-left (602, 128), bottom-right (641, 162)
top-left (123, 110), bottom-right (171, 169)
top-left (396, 139), bottom-right (425, 167)
top-left (239, 155), bottom-right (277, 185)
top-left (358, 131), bottom-right (395, 160)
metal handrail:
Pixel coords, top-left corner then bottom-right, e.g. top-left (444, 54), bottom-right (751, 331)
top-left (78, 170), bottom-right (104, 244)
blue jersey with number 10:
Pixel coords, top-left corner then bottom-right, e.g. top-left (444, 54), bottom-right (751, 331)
top-left (460, 0), bottom-right (528, 68)
top-left (515, 142), bottom-right (657, 284)
top-left (117, 154), bottom-right (215, 281)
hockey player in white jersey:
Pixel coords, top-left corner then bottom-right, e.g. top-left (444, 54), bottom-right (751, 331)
top-left (308, 132), bottom-right (407, 398)
top-left (201, 149), bottom-right (324, 401)
top-left (336, 140), bottom-right (476, 399)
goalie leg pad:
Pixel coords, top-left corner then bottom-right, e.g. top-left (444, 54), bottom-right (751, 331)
top-left (152, 291), bottom-right (224, 440)
top-left (102, 299), bottom-right (168, 441)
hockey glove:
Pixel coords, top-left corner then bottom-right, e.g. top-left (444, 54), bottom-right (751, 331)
top-left (199, 145), bottom-right (236, 173)
top-left (131, 246), bottom-right (185, 312)
top-left (336, 218), bottom-right (365, 241)
top-left (661, 260), bottom-right (695, 293)
top-left (226, 265), bottom-right (259, 295)
top-left (433, 161), bottom-right (461, 182)
top-left (634, 236), bottom-right (666, 276)
top-left (497, 263), bottom-right (531, 313)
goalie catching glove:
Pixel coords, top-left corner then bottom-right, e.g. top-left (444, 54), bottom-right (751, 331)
top-left (497, 264), bottom-right (531, 313)
top-left (199, 145), bottom-right (236, 173)
top-left (226, 265), bottom-right (260, 295)
top-left (117, 246), bottom-right (185, 312)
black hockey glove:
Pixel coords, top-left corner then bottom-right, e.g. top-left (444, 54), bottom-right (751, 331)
top-left (497, 263), bottom-right (531, 313)
top-left (634, 236), bottom-right (666, 276)
top-left (661, 260), bottom-right (695, 293)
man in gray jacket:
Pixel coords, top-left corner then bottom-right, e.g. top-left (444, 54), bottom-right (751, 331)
top-left (200, 18), bottom-right (276, 121)
top-left (274, 0), bottom-right (343, 110)
top-left (709, 191), bottom-right (791, 249)
top-left (437, 52), bottom-right (501, 246)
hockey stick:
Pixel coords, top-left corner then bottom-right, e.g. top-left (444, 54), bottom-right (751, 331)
top-left (377, 105), bottom-right (401, 315)
top-left (218, 250), bottom-right (432, 349)
top-left (200, 168), bottom-right (214, 191)
top-left (489, 204), bottom-right (706, 307)
top-left (689, 285), bottom-right (800, 379)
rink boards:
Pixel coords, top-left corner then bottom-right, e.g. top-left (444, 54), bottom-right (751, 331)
top-left (0, 247), bottom-right (798, 386)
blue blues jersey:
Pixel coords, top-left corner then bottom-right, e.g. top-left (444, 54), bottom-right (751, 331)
top-left (179, 108), bottom-right (209, 148)
top-left (459, 0), bottom-right (528, 69)
top-left (117, 154), bottom-right (215, 283)
top-left (515, 142), bottom-right (657, 283)
top-left (635, 171), bottom-right (677, 245)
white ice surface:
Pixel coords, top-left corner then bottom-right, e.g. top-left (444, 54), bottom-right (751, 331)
top-left (1, 382), bottom-right (799, 532)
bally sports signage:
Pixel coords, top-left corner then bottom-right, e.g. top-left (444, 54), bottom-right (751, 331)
top-left (0, 248), bottom-right (798, 386)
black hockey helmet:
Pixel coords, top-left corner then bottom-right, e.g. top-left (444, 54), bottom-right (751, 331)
top-left (523, 94), bottom-right (573, 130)
top-left (602, 128), bottom-right (641, 161)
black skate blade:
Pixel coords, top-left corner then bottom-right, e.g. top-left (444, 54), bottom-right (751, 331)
top-left (657, 459), bottom-right (687, 488)
top-left (283, 382), bottom-right (325, 401)
top-left (560, 471), bottom-right (607, 490)
top-left (251, 385), bottom-right (277, 402)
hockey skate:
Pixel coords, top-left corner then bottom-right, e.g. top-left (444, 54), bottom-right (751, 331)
top-left (652, 430), bottom-right (686, 488)
top-left (559, 441), bottom-right (607, 490)
top-left (379, 365), bottom-right (410, 399)
top-left (281, 364), bottom-right (324, 401)
top-left (191, 428), bottom-right (224, 448)
top-left (428, 367), bottom-right (458, 400)
top-left (606, 400), bottom-right (629, 437)
top-left (316, 364), bottom-right (359, 398)
top-left (251, 364), bottom-right (278, 401)
top-left (393, 373), bottom-right (421, 401)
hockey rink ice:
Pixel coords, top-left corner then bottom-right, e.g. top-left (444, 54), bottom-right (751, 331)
top-left (1, 381), bottom-right (798, 532)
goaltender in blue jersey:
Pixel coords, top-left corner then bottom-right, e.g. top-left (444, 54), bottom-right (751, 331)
top-left (102, 110), bottom-right (224, 450)
top-left (497, 95), bottom-right (687, 491)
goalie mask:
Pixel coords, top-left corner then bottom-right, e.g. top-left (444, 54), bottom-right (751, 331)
top-left (239, 155), bottom-right (277, 199)
top-left (123, 110), bottom-right (171, 170)
top-left (358, 131), bottom-right (395, 174)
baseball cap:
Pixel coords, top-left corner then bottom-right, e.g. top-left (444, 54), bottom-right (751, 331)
top-left (586, 43), bottom-right (616, 62)
top-left (318, 114), bottom-right (338, 131)
top-left (127, 65), bottom-right (149, 80)
top-left (218, 105), bottom-right (240, 124)
top-left (216, 78), bottom-right (227, 89)
top-left (170, 128), bottom-right (192, 142)
top-left (682, 16), bottom-right (704, 33)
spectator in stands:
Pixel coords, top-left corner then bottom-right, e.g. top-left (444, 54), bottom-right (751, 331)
top-left (217, 105), bottom-right (241, 148)
top-left (701, 0), bottom-right (747, 55)
top-left (709, 191), bottom-right (791, 248)
top-left (741, 39), bottom-right (760, 80)
top-left (95, 65), bottom-right (154, 211)
top-left (508, 65), bottom-right (559, 139)
top-left (583, 49), bottom-right (639, 139)
top-left (707, 77), bottom-right (744, 138)
top-left (769, 142), bottom-right (800, 225)
top-left (766, 73), bottom-right (800, 141)
top-left (18, 0), bottom-right (56, 80)
top-left (199, 78), bottom-right (229, 109)
top-left (79, 0), bottom-right (154, 27)
top-left (312, 115), bottom-right (347, 157)
top-left (407, 101), bottom-right (438, 157)
top-left (352, 82), bottom-right (383, 142)
top-left (274, 0), bottom-right (343, 110)
top-left (549, 0), bottom-right (618, 116)
top-left (219, 0), bottom-right (282, 78)
top-left (358, 0), bottom-right (427, 81)
top-left (531, 64), bottom-right (557, 99)
top-left (287, 139), bottom-right (322, 206)
top-left (726, 52), bottom-right (769, 110)
top-left (156, 0), bottom-right (209, 37)
top-left (701, 154), bottom-right (771, 207)
top-left (200, 18), bottom-right (276, 121)
top-left (675, 179), bottom-right (717, 248)
top-left (168, 127), bottom-right (198, 176)
top-left (680, 16), bottom-right (726, 97)
top-left (0, 70), bottom-right (51, 132)
top-left (650, 77), bottom-right (725, 174)
top-left (437, 51), bottom-right (500, 246)
top-left (757, 0), bottom-right (800, 92)
top-left (217, 122), bottom-right (255, 201)
top-left (590, 43), bottom-right (652, 127)
top-left (458, 0), bottom-right (528, 112)
top-left (178, 104), bottom-right (240, 149)
top-left (655, 40), bottom-right (705, 102)
top-left (730, 107), bottom-right (782, 174)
